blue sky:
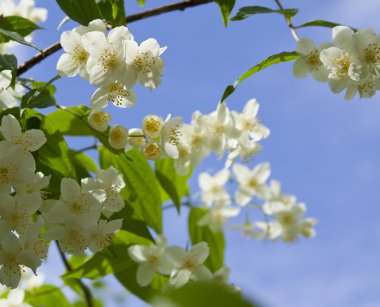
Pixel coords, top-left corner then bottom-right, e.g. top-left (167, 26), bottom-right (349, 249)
top-left (13, 0), bottom-right (380, 306)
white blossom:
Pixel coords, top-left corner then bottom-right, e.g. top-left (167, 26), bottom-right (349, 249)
top-left (198, 169), bottom-right (230, 206)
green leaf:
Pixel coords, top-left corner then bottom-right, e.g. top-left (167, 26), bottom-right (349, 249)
top-left (0, 27), bottom-right (42, 52)
top-left (231, 6), bottom-right (298, 21)
top-left (214, 0), bottom-right (236, 27)
top-left (188, 208), bottom-right (225, 272)
top-left (137, 0), bottom-right (146, 6)
top-left (96, 0), bottom-right (126, 26)
top-left (294, 19), bottom-right (342, 29)
top-left (56, 0), bottom-right (102, 26)
top-left (45, 105), bottom-right (93, 136)
top-left (155, 159), bottom-right (192, 213)
top-left (0, 16), bottom-right (40, 43)
top-left (221, 51), bottom-right (300, 102)
top-left (24, 285), bottom-right (71, 307)
top-left (158, 281), bottom-right (257, 307)
top-left (0, 54), bottom-right (17, 87)
top-left (70, 150), bottom-right (98, 179)
top-left (99, 147), bottom-right (163, 233)
top-left (21, 77), bottom-right (60, 109)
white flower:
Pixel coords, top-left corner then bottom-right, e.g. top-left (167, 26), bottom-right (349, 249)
top-left (198, 169), bottom-right (230, 206)
top-left (269, 202), bottom-right (317, 242)
top-left (48, 178), bottom-right (105, 221)
top-left (351, 29), bottom-right (380, 77)
top-left (203, 103), bottom-right (238, 156)
top-left (0, 114), bottom-right (46, 152)
top-left (345, 74), bottom-right (380, 100)
top-left (88, 219), bottom-right (123, 253)
top-left (262, 180), bottom-right (296, 215)
top-left (160, 116), bottom-right (183, 159)
top-left (82, 166), bottom-right (125, 214)
top-left (109, 124), bottom-right (129, 149)
top-left (13, 171), bottom-right (50, 195)
top-left (88, 108), bottom-right (112, 132)
top-left (91, 82), bottom-right (136, 109)
top-left (0, 288), bottom-right (32, 307)
top-left (19, 219), bottom-right (48, 260)
top-left (82, 26), bottom-right (133, 87)
top-left (43, 216), bottom-right (91, 256)
top-left (229, 221), bottom-right (269, 239)
top-left (127, 128), bottom-right (146, 148)
top-left (142, 114), bottom-right (164, 138)
top-left (128, 236), bottom-right (173, 286)
top-left (231, 99), bottom-right (270, 142)
top-left (198, 206), bottom-right (240, 232)
top-left (233, 163), bottom-right (270, 206)
top-left (0, 193), bottom-right (42, 234)
top-left (166, 242), bottom-right (212, 288)
top-left (0, 71), bottom-right (17, 109)
top-left (225, 135), bottom-right (261, 168)
top-left (293, 38), bottom-right (330, 82)
top-left (0, 233), bottom-right (41, 288)
top-left (125, 38), bottom-right (167, 90)
top-left (141, 140), bottom-right (163, 160)
top-left (0, 142), bottom-right (36, 193)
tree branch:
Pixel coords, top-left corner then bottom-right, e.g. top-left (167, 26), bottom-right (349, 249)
top-left (55, 241), bottom-right (94, 307)
top-left (273, 0), bottom-right (300, 42)
top-left (16, 0), bottom-right (213, 76)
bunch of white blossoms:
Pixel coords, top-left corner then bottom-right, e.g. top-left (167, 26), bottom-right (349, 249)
top-left (57, 19), bottom-right (166, 108)
top-left (128, 236), bottom-right (232, 289)
top-left (41, 166), bottom-right (125, 256)
top-left (197, 163), bottom-right (317, 242)
top-left (93, 98), bottom-right (269, 176)
top-left (293, 26), bottom-right (380, 100)
top-left (0, 114), bottom-right (49, 288)
top-left (0, 0), bottom-right (48, 53)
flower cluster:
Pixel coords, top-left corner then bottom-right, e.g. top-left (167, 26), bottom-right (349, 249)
top-left (93, 99), bottom-right (269, 176)
top-left (0, 70), bottom-right (23, 110)
top-left (41, 167), bottom-right (125, 256)
top-left (57, 19), bottom-right (166, 108)
top-left (0, 114), bottom-right (49, 288)
top-left (0, 0), bottom-right (47, 53)
top-left (198, 163), bottom-right (317, 242)
top-left (128, 236), bottom-right (232, 289)
top-left (293, 26), bottom-right (380, 100)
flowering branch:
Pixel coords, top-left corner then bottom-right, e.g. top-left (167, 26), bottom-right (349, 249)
top-left (273, 0), bottom-right (300, 42)
top-left (16, 0), bottom-right (213, 76)
top-left (55, 241), bottom-right (94, 307)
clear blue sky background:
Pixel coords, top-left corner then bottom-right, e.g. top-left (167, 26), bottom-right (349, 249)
top-left (12, 0), bottom-right (380, 306)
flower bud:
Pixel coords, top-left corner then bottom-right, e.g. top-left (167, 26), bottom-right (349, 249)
top-left (109, 124), bottom-right (128, 149)
top-left (128, 128), bottom-right (146, 148)
top-left (88, 109), bottom-right (111, 132)
top-left (141, 141), bottom-right (162, 160)
top-left (142, 115), bottom-right (164, 138)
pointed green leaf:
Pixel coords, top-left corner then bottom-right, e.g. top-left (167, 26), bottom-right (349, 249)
top-left (0, 16), bottom-right (40, 43)
top-left (294, 19), bottom-right (342, 29)
top-left (155, 159), bottom-right (192, 213)
top-left (214, 0), bottom-right (236, 27)
top-left (96, 0), bottom-right (126, 26)
top-left (0, 27), bottom-right (42, 52)
top-left (56, 0), bottom-right (102, 25)
top-left (25, 285), bottom-right (71, 307)
top-left (221, 51), bottom-right (300, 102)
top-left (231, 6), bottom-right (298, 21)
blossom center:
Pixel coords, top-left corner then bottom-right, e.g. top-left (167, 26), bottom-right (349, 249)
top-left (331, 55), bottom-right (350, 79)
top-left (0, 163), bottom-right (15, 184)
top-left (98, 48), bottom-right (118, 71)
top-left (133, 52), bottom-right (155, 74)
top-left (69, 45), bottom-right (89, 66)
top-left (363, 43), bottom-right (380, 64)
top-left (305, 50), bottom-right (322, 70)
top-left (107, 83), bottom-right (132, 107)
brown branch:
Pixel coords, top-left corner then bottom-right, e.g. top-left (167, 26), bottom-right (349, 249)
top-left (55, 241), bottom-right (94, 307)
top-left (16, 0), bottom-right (213, 76)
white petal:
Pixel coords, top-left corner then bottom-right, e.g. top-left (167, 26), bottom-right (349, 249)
top-left (23, 129), bottom-right (46, 151)
top-left (1, 114), bottom-right (21, 139)
top-left (82, 32), bottom-right (109, 57)
top-left (297, 38), bottom-right (316, 55)
top-left (136, 263), bottom-right (155, 286)
top-left (293, 58), bottom-right (309, 78)
top-left (56, 53), bottom-right (79, 77)
top-left (60, 178), bottom-right (81, 200)
top-left (60, 30), bottom-right (82, 52)
top-left (90, 88), bottom-right (109, 109)
top-left (189, 242), bottom-right (209, 265)
top-left (170, 269), bottom-right (191, 288)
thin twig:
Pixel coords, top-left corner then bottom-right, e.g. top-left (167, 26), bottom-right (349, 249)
top-left (72, 144), bottom-right (98, 154)
top-left (16, 0), bottom-right (213, 76)
top-left (273, 0), bottom-right (300, 42)
top-left (55, 241), bottom-right (94, 307)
